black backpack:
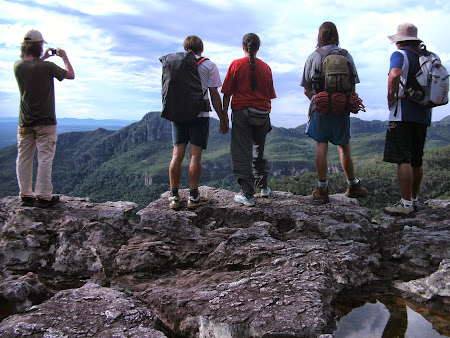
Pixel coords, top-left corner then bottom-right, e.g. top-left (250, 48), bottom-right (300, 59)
top-left (159, 51), bottom-right (208, 123)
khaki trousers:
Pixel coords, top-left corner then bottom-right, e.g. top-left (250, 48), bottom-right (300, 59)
top-left (16, 125), bottom-right (57, 201)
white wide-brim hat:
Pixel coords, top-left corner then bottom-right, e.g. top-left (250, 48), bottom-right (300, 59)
top-left (388, 23), bottom-right (422, 43)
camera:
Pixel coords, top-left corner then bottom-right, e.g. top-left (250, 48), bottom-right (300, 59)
top-left (49, 48), bottom-right (57, 55)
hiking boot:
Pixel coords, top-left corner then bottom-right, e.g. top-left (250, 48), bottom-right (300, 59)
top-left (384, 200), bottom-right (415, 218)
top-left (21, 196), bottom-right (35, 207)
top-left (234, 193), bottom-right (255, 207)
top-left (260, 187), bottom-right (271, 197)
top-left (168, 195), bottom-right (180, 210)
top-left (187, 195), bottom-right (211, 209)
top-left (312, 187), bottom-right (329, 203)
top-left (36, 195), bottom-right (60, 209)
top-left (345, 181), bottom-right (368, 198)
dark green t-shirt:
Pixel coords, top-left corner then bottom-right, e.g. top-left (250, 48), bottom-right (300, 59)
top-left (14, 59), bottom-right (67, 127)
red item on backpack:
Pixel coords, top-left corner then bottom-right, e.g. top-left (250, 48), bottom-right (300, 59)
top-left (314, 91), bottom-right (365, 115)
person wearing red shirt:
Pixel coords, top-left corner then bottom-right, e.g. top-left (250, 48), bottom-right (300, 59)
top-left (222, 33), bottom-right (276, 207)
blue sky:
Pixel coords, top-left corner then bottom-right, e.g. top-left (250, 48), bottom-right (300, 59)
top-left (1, 0), bottom-right (449, 128)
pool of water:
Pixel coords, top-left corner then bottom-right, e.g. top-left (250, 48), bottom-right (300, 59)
top-left (333, 294), bottom-right (450, 337)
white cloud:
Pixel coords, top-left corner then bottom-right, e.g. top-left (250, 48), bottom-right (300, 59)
top-left (1, 0), bottom-right (449, 124)
top-left (32, 0), bottom-right (171, 16)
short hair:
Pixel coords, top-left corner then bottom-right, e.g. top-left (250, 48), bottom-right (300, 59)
top-left (183, 35), bottom-right (204, 54)
top-left (21, 41), bottom-right (43, 59)
top-left (317, 21), bottom-right (339, 48)
top-left (397, 40), bottom-right (421, 48)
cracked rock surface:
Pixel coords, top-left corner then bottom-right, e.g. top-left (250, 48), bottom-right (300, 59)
top-left (0, 188), bottom-right (448, 337)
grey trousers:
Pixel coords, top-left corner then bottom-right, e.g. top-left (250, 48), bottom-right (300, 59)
top-left (231, 108), bottom-right (270, 197)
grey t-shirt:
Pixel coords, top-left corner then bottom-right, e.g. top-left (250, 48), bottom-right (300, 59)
top-left (300, 44), bottom-right (360, 92)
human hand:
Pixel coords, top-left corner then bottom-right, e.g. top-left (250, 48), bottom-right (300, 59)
top-left (219, 118), bottom-right (229, 134)
top-left (57, 49), bottom-right (68, 59)
top-left (388, 94), bottom-right (405, 109)
top-left (42, 48), bottom-right (55, 60)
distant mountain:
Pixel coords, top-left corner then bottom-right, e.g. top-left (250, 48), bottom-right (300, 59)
top-left (0, 112), bottom-right (448, 209)
top-left (0, 117), bottom-right (136, 149)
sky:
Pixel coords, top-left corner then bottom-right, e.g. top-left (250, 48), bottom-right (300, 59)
top-left (1, 0), bottom-right (450, 128)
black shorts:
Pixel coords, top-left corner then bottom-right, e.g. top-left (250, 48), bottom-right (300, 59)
top-left (172, 117), bottom-right (209, 149)
top-left (383, 121), bottom-right (427, 167)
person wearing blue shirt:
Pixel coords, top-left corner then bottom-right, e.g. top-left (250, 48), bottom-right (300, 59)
top-left (383, 23), bottom-right (432, 217)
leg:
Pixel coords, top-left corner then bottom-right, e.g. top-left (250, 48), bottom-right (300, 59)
top-left (35, 125), bottom-right (57, 201)
top-left (185, 118), bottom-right (211, 209)
top-left (251, 114), bottom-right (270, 190)
top-left (231, 110), bottom-right (255, 197)
top-left (16, 126), bottom-right (37, 198)
top-left (189, 144), bottom-right (203, 190)
top-left (410, 124), bottom-right (426, 200)
top-left (411, 166), bottom-right (423, 199)
top-left (312, 142), bottom-right (330, 202)
top-left (337, 143), bottom-right (355, 180)
top-left (340, 142), bottom-right (368, 198)
top-left (384, 163), bottom-right (415, 217)
top-left (169, 144), bottom-right (187, 190)
top-left (383, 121), bottom-right (415, 216)
top-left (397, 163), bottom-right (413, 200)
top-left (316, 142), bottom-right (328, 181)
top-left (186, 144), bottom-right (212, 209)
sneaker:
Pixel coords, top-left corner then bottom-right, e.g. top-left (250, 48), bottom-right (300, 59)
top-left (384, 200), bottom-right (415, 218)
top-left (345, 181), bottom-right (368, 198)
top-left (36, 195), bottom-right (60, 209)
top-left (168, 195), bottom-right (180, 210)
top-left (234, 193), bottom-right (255, 207)
top-left (260, 187), bottom-right (271, 197)
top-left (312, 187), bottom-right (329, 203)
top-left (187, 195), bottom-right (211, 209)
top-left (21, 196), bottom-right (35, 207)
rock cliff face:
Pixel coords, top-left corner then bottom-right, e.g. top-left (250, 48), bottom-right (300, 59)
top-left (0, 188), bottom-right (448, 337)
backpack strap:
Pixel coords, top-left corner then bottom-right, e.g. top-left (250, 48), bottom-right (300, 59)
top-left (315, 47), bottom-right (348, 58)
top-left (196, 57), bottom-right (210, 104)
top-left (402, 45), bottom-right (430, 57)
top-left (197, 57), bottom-right (209, 65)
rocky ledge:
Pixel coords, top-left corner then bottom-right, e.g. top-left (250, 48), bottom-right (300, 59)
top-left (0, 187), bottom-right (448, 337)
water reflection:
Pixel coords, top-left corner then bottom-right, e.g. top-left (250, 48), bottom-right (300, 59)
top-left (334, 295), bottom-right (450, 338)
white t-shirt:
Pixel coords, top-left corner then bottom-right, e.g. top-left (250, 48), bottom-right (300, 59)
top-left (196, 56), bottom-right (222, 117)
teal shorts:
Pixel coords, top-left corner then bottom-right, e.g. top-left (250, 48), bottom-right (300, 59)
top-left (305, 111), bottom-right (350, 145)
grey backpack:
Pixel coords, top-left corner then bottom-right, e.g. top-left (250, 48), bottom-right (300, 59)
top-left (400, 46), bottom-right (449, 108)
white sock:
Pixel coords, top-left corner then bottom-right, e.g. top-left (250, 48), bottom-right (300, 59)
top-left (347, 178), bottom-right (359, 185)
top-left (318, 180), bottom-right (328, 189)
top-left (401, 198), bottom-right (413, 208)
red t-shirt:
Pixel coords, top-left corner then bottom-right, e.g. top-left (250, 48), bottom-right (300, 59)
top-left (221, 57), bottom-right (276, 111)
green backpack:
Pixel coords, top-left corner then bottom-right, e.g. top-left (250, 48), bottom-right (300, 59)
top-left (313, 47), bottom-right (355, 93)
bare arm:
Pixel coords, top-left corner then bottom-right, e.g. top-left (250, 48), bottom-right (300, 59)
top-left (222, 93), bottom-right (232, 134)
top-left (57, 49), bottom-right (75, 80)
top-left (388, 67), bottom-right (402, 108)
top-left (209, 87), bottom-right (229, 134)
top-left (222, 93), bottom-right (231, 115)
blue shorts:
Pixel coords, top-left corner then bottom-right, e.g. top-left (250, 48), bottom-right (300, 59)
top-left (305, 111), bottom-right (350, 145)
top-left (172, 117), bottom-right (209, 149)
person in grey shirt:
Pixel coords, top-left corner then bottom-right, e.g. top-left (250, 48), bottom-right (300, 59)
top-left (300, 21), bottom-right (367, 203)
